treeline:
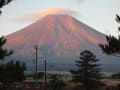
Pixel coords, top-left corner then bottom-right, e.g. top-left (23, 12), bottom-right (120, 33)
top-left (0, 60), bottom-right (26, 84)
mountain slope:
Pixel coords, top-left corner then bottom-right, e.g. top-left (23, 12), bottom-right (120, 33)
top-left (5, 14), bottom-right (120, 72)
top-left (6, 15), bottom-right (105, 56)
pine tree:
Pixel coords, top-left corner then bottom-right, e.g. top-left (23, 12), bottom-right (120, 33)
top-left (0, 36), bottom-right (13, 60)
top-left (0, 0), bottom-right (13, 14)
top-left (71, 50), bottom-right (103, 90)
top-left (0, 60), bottom-right (26, 83)
top-left (99, 14), bottom-right (120, 57)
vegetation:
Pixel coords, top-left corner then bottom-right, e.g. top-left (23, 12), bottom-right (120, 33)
top-left (111, 73), bottom-right (120, 79)
top-left (0, 0), bottom-right (13, 14)
top-left (98, 14), bottom-right (120, 89)
top-left (0, 36), bottom-right (13, 60)
top-left (33, 72), bottom-right (44, 79)
top-left (47, 75), bottom-right (66, 90)
top-left (71, 50), bottom-right (104, 90)
top-left (99, 14), bottom-right (120, 57)
top-left (0, 0), bottom-right (13, 59)
top-left (0, 60), bottom-right (26, 84)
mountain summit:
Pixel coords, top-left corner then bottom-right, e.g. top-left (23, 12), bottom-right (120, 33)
top-left (5, 14), bottom-right (108, 70)
top-left (6, 15), bottom-right (105, 57)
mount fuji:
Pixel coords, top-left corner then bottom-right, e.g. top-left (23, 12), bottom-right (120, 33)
top-left (4, 14), bottom-right (120, 72)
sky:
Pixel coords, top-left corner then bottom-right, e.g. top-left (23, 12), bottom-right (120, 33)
top-left (0, 0), bottom-right (120, 36)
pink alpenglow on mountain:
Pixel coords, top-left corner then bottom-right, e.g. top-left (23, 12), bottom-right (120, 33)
top-left (5, 14), bottom-right (118, 71)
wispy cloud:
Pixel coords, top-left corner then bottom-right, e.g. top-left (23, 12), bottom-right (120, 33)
top-left (17, 8), bottom-right (81, 22)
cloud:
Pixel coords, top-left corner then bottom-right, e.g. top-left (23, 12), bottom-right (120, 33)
top-left (17, 8), bottom-right (81, 22)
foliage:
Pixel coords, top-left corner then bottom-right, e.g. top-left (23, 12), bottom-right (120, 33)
top-left (0, 60), bottom-right (26, 83)
top-left (33, 72), bottom-right (44, 79)
top-left (99, 15), bottom-right (120, 56)
top-left (70, 50), bottom-right (104, 90)
top-left (0, 0), bottom-right (13, 14)
top-left (116, 84), bottom-right (120, 90)
top-left (0, 36), bottom-right (13, 60)
top-left (111, 73), bottom-right (120, 79)
top-left (47, 75), bottom-right (66, 90)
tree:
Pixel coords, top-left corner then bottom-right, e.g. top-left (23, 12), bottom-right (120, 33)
top-left (99, 14), bottom-right (120, 57)
top-left (71, 50), bottom-right (103, 90)
top-left (0, 36), bottom-right (13, 60)
top-left (33, 72), bottom-right (44, 79)
top-left (0, 60), bottom-right (26, 83)
top-left (0, 0), bottom-right (13, 58)
top-left (0, 0), bottom-right (13, 14)
top-left (111, 73), bottom-right (120, 79)
top-left (48, 75), bottom-right (66, 90)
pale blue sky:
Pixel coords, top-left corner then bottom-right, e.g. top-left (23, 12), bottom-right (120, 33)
top-left (0, 0), bottom-right (120, 36)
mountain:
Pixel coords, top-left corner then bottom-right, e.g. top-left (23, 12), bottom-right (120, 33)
top-left (4, 15), bottom-right (120, 72)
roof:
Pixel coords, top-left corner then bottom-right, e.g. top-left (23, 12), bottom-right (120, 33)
top-left (22, 80), bottom-right (44, 83)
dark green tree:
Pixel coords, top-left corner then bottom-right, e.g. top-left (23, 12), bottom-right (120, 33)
top-left (33, 72), bottom-right (44, 79)
top-left (99, 14), bottom-right (120, 57)
top-left (0, 60), bottom-right (26, 83)
top-left (48, 75), bottom-right (66, 90)
top-left (111, 73), bottom-right (120, 79)
top-left (0, 0), bottom-right (13, 14)
top-left (0, 36), bottom-right (13, 60)
top-left (71, 50), bottom-right (103, 90)
top-left (0, 0), bottom-right (13, 59)
top-left (116, 84), bottom-right (120, 90)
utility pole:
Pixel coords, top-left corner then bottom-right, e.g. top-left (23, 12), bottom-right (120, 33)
top-left (35, 45), bottom-right (38, 81)
top-left (34, 45), bottom-right (38, 90)
top-left (44, 60), bottom-right (47, 90)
